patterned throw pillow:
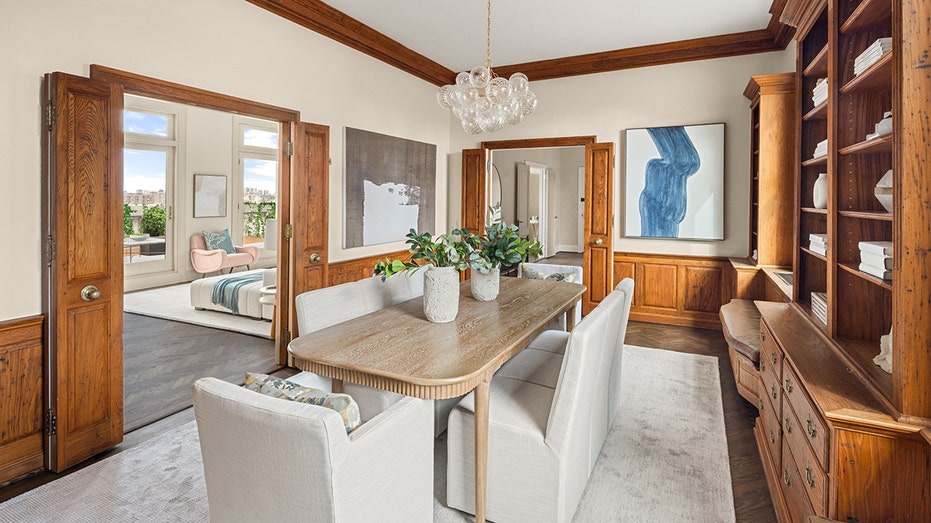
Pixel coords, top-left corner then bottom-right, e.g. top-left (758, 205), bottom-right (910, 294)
top-left (244, 372), bottom-right (362, 433)
top-left (521, 266), bottom-right (577, 283)
top-left (202, 229), bottom-right (236, 254)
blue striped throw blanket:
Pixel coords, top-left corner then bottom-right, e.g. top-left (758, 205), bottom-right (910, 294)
top-left (211, 273), bottom-right (263, 314)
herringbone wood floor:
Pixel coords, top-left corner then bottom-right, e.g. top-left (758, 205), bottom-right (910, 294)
top-left (3, 320), bottom-right (776, 522)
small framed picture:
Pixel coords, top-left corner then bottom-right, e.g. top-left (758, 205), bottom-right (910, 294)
top-left (193, 174), bottom-right (227, 218)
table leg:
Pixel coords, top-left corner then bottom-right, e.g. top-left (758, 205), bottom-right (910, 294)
top-left (331, 378), bottom-right (343, 394)
top-left (566, 303), bottom-right (578, 332)
top-left (474, 377), bottom-right (490, 523)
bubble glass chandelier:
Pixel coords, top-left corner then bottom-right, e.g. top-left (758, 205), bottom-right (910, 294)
top-left (436, 0), bottom-right (537, 134)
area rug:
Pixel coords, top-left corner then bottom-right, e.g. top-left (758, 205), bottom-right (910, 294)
top-left (124, 283), bottom-right (270, 339)
top-left (0, 346), bottom-right (734, 522)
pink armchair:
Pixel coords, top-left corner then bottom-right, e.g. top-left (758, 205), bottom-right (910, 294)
top-left (190, 234), bottom-right (259, 276)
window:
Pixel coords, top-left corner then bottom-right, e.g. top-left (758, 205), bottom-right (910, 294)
top-left (235, 117), bottom-right (278, 246)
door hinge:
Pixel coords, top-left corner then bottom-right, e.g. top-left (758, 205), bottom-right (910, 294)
top-left (284, 223), bottom-right (293, 240)
top-left (282, 329), bottom-right (292, 346)
top-left (45, 409), bottom-right (57, 436)
top-left (285, 141), bottom-right (294, 157)
top-left (45, 235), bottom-right (56, 266)
top-left (167, 205), bottom-right (174, 221)
top-left (329, 157), bottom-right (332, 166)
top-left (45, 101), bottom-right (57, 130)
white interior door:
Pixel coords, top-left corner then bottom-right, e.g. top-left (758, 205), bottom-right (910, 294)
top-left (516, 163), bottom-right (529, 237)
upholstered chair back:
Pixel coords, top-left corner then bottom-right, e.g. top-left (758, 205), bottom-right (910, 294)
top-left (608, 278), bottom-right (635, 426)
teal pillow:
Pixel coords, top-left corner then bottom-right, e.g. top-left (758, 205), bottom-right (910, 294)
top-left (203, 229), bottom-right (236, 254)
top-left (244, 372), bottom-right (362, 434)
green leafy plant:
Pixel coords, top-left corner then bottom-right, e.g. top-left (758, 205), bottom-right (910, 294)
top-left (139, 204), bottom-right (166, 236)
top-left (244, 201), bottom-right (276, 238)
top-left (123, 204), bottom-right (134, 236)
top-left (465, 207), bottom-right (542, 274)
top-left (373, 228), bottom-right (473, 280)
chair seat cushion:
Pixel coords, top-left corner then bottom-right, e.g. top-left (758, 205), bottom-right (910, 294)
top-left (496, 347), bottom-right (564, 389)
top-left (719, 299), bottom-right (762, 363)
top-left (457, 376), bottom-right (556, 436)
top-left (245, 372), bottom-right (362, 433)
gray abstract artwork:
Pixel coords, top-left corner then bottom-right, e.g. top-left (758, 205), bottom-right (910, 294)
top-left (344, 128), bottom-right (436, 248)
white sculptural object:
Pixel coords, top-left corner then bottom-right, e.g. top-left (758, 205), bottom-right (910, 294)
top-left (873, 326), bottom-right (893, 374)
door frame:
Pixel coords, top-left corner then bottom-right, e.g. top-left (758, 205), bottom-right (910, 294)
top-left (473, 136), bottom-right (614, 312)
top-left (89, 66), bottom-right (301, 363)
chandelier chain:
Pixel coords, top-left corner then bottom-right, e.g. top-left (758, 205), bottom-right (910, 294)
top-left (485, 0), bottom-right (492, 71)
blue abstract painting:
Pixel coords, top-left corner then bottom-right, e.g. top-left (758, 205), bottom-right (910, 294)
top-left (624, 123), bottom-right (724, 240)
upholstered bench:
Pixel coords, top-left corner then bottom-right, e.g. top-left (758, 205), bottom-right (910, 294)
top-left (190, 268), bottom-right (275, 320)
top-left (719, 299), bottom-right (762, 406)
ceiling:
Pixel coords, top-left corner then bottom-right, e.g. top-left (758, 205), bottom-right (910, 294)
top-left (323, 0), bottom-right (777, 73)
top-left (246, 0), bottom-right (795, 85)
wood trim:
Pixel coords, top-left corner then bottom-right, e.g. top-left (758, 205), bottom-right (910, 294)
top-left (614, 252), bottom-right (732, 330)
top-left (89, 65), bottom-right (300, 122)
top-left (327, 250), bottom-right (409, 286)
top-left (767, 0), bottom-right (798, 47)
top-left (493, 30), bottom-right (781, 82)
top-left (244, 0), bottom-right (455, 87)
top-left (480, 136), bottom-right (596, 150)
top-left (0, 315), bottom-right (44, 486)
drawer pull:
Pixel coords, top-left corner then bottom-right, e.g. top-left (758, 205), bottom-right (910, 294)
top-left (761, 330), bottom-right (766, 342)
top-left (784, 377), bottom-right (794, 394)
top-left (783, 468), bottom-right (791, 486)
top-left (771, 385), bottom-right (778, 400)
top-left (784, 417), bottom-right (793, 434)
top-left (806, 417), bottom-right (817, 438)
top-left (759, 398), bottom-right (764, 411)
top-left (760, 359), bottom-right (766, 372)
top-left (769, 429), bottom-right (776, 444)
top-left (806, 466), bottom-right (816, 489)
top-left (771, 353), bottom-right (777, 365)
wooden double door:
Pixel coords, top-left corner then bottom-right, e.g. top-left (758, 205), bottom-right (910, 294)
top-left (461, 140), bottom-right (615, 314)
top-left (3, 70), bottom-right (330, 478)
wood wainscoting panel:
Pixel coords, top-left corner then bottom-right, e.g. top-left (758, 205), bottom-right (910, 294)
top-left (328, 250), bottom-right (410, 286)
top-left (614, 252), bottom-right (731, 329)
top-left (0, 315), bottom-right (45, 486)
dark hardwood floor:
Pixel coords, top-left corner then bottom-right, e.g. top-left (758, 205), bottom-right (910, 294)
top-left (626, 320), bottom-right (777, 523)
top-left (3, 319), bottom-right (775, 522)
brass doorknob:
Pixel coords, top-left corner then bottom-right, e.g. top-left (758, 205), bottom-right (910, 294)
top-left (80, 285), bottom-right (101, 302)
top-left (592, 238), bottom-right (603, 246)
top-left (310, 253), bottom-right (322, 264)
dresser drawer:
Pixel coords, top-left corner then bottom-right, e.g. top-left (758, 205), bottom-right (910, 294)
top-left (759, 319), bottom-right (782, 383)
top-left (781, 439), bottom-right (816, 523)
top-left (782, 396), bottom-right (828, 515)
top-left (761, 357), bottom-right (783, 421)
top-left (783, 363), bottom-right (829, 469)
top-left (760, 388), bottom-right (782, 466)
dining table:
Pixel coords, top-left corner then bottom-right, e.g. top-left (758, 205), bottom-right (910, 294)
top-left (287, 275), bottom-right (585, 523)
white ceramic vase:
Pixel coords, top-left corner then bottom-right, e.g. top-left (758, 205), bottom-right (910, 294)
top-left (423, 266), bottom-right (460, 323)
top-left (470, 267), bottom-right (500, 301)
top-left (813, 173), bottom-right (828, 209)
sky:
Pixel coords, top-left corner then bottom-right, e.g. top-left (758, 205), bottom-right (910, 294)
top-left (123, 111), bottom-right (278, 196)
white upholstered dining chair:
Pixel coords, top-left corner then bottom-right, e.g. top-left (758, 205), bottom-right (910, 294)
top-left (192, 377), bottom-right (433, 522)
top-left (446, 278), bottom-right (634, 523)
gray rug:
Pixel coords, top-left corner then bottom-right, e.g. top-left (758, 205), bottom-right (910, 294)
top-left (124, 283), bottom-right (270, 338)
top-left (0, 346), bottom-right (734, 522)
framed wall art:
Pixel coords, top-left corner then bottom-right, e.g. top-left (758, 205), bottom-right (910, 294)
top-left (343, 127), bottom-right (436, 248)
top-left (623, 123), bottom-right (725, 240)
top-left (193, 174), bottom-right (228, 218)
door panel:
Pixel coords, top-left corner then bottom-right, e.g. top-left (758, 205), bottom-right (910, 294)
top-left (583, 142), bottom-right (614, 314)
top-left (289, 122), bottom-right (329, 335)
top-left (43, 72), bottom-right (124, 471)
top-left (461, 148), bottom-right (487, 233)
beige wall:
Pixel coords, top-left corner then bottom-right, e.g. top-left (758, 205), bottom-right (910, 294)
top-left (0, 0), bottom-right (450, 321)
top-left (447, 49), bottom-right (796, 258)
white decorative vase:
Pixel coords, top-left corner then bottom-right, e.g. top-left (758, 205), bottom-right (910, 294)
top-left (813, 173), bottom-right (828, 209)
top-left (470, 268), bottom-right (500, 301)
top-left (423, 266), bottom-right (460, 323)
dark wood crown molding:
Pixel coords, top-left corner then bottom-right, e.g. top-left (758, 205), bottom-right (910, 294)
top-left (247, 0), bottom-right (795, 86)
top-left (245, 0), bottom-right (456, 86)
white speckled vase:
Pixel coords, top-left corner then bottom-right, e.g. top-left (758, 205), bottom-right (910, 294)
top-left (423, 266), bottom-right (460, 323)
top-left (470, 267), bottom-right (500, 301)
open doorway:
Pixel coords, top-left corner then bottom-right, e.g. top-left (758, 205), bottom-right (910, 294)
top-left (490, 146), bottom-right (585, 261)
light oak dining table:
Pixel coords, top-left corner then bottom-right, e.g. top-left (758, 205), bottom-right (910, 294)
top-left (288, 275), bottom-right (585, 523)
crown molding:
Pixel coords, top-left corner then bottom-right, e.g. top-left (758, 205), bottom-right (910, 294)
top-left (248, 0), bottom-right (794, 86)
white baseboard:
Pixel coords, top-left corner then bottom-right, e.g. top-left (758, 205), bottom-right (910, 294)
top-left (555, 244), bottom-right (583, 254)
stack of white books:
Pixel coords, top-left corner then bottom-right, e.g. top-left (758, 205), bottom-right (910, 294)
top-left (854, 37), bottom-right (893, 76)
top-left (811, 292), bottom-right (827, 325)
top-left (812, 78), bottom-right (828, 106)
top-left (809, 233), bottom-right (827, 255)
top-left (859, 241), bottom-right (893, 280)
top-left (812, 138), bottom-right (828, 159)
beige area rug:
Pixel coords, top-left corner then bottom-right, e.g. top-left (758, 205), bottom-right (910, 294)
top-left (0, 346), bottom-right (734, 522)
top-left (124, 283), bottom-right (270, 339)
